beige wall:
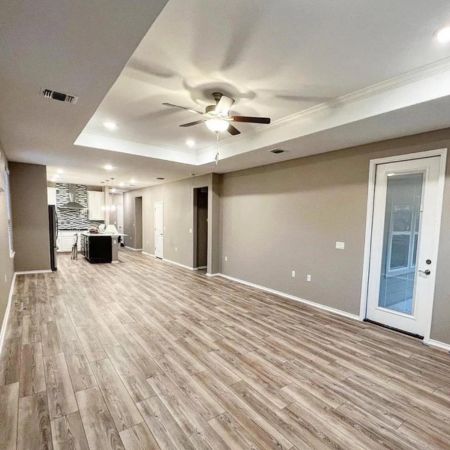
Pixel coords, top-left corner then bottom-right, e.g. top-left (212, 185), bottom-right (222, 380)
top-left (9, 162), bottom-right (50, 272)
top-left (220, 128), bottom-right (450, 345)
top-left (124, 174), bottom-right (220, 272)
top-left (0, 148), bottom-right (14, 329)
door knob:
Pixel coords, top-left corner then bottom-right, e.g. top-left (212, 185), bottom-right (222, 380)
top-left (418, 269), bottom-right (431, 275)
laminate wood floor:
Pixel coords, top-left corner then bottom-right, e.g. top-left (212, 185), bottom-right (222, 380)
top-left (1, 250), bottom-right (450, 449)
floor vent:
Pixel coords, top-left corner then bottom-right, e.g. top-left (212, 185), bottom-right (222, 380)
top-left (41, 88), bottom-right (78, 104)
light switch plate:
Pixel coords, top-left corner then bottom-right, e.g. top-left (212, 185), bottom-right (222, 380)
top-left (336, 241), bottom-right (345, 250)
top-left (291, 270), bottom-right (296, 278)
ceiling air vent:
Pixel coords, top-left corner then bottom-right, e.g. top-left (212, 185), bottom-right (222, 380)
top-left (270, 149), bottom-right (285, 154)
top-left (41, 88), bottom-right (78, 104)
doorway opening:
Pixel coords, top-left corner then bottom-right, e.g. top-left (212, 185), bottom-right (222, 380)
top-left (361, 149), bottom-right (446, 341)
top-left (134, 196), bottom-right (143, 250)
top-left (193, 187), bottom-right (208, 269)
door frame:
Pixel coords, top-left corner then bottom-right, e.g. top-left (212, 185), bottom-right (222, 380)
top-left (154, 200), bottom-right (164, 259)
top-left (359, 148), bottom-right (447, 342)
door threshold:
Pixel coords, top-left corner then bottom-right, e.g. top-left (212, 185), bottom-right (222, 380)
top-left (363, 319), bottom-right (423, 340)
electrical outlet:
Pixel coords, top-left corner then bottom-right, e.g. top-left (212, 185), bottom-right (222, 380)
top-left (336, 241), bottom-right (345, 250)
top-left (189, 228), bottom-right (192, 233)
top-left (224, 256), bottom-right (228, 262)
top-left (291, 270), bottom-right (296, 278)
top-left (306, 274), bottom-right (312, 282)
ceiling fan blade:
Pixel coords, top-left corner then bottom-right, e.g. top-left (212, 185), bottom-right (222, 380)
top-left (179, 120), bottom-right (205, 127)
top-left (215, 95), bottom-right (234, 115)
top-left (231, 116), bottom-right (271, 124)
top-left (227, 124), bottom-right (241, 136)
top-left (162, 102), bottom-right (203, 115)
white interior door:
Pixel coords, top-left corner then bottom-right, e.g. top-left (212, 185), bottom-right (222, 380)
top-left (154, 201), bottom-right (164, 259)
top-left (366, 156), bottom-right (443, 336)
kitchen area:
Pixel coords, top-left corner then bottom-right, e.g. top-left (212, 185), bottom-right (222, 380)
top-left (48, 182), bottom-right (125, 266)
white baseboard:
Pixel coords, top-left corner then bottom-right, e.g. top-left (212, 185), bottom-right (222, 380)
top-left (216, 273), bottom-right (360, 321)
top-left (15, 269), bottom-right (52, 275)
top-left (125, 246), bottom-right (143, 252)
top-left (0, 273), bottom-right (16, 357)
top-left (424, 338), bottom-right (450, 352)
top-left (206, 272), bottom-right (220, 277)
top-left (142, 251), bottom-right (155, 257)
top-left (162, 258), bottom-right (195, 271)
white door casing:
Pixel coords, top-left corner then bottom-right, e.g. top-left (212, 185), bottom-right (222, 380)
top-left (154, 201), bottom-right (164, 259)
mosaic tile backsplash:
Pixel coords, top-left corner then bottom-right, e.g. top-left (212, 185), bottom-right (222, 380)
top-left (56, 183), bottom-right (103, 230)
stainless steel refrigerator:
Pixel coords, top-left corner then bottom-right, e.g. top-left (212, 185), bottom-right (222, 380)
top-left (48, 205), bottom-right (58, 271)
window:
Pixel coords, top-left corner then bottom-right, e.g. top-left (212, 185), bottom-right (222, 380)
top-left (3, 168), bottom-right (14, 257)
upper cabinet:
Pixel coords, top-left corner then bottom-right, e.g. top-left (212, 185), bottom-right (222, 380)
top-left (88, 191), bottom-right (104, 220)
top-left (47, 187), bottom-right (56, 205)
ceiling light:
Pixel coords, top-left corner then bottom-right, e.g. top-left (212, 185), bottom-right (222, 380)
top-left (270, 149), bottom-right (285, 154)
top-left (111, 188), bottom-right (117, 193)
top-left (56, 168), bottom-right (64, 174)
top-left (104, 164), bottom-right (114, 171)
top-left (186, 138), bottom-right (195, 148)
top-left (205, 118), bottom-right (229, 133)
top-left (156, 177), bottom-right (165, 180)
top-left (119, 182), bottom-right (124, 187)
top-left (129, 178), bottom-right (136, 184)
top-left (436, 26), bottom-right (450, 43)
top-left (103, 121), bottom-right (118, 131)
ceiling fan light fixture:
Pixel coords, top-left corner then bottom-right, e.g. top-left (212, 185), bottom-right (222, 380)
top-left (205, 118), bottom-right (229, 133)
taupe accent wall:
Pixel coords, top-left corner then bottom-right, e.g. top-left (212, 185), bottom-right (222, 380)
top-left (124, 174), bottom-right (220, 273)
top-left (219, 129), bottom-right (450, 345)
top-left (9, 162), bottom-right (51, 272)
top-left (0, 148), bottom-right (14, 329)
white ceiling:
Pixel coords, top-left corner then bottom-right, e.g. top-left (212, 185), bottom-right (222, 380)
top-left (2, 0), bottom-right (450, 187)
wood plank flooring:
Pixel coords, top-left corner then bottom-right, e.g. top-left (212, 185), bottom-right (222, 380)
top-left (1, 250), bottom-right (450, 449)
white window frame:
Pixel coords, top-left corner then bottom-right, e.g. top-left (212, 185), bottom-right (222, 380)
top-left (3, 168), bottom-right (15, 258)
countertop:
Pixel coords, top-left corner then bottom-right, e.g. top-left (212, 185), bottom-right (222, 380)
top-left (81, 232), bottom-right (126, 237)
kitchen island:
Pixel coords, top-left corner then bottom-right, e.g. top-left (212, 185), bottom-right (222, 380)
top-left (80, 232), bottom-right (124, 263)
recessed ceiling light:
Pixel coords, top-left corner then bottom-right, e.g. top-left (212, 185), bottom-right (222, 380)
top-left (270, 149), bottom-right (285, 154)
top-left (103, 121), bottom-right (118, 131)
top-left (186, 138), bottom-right (195, 148)
top-left (111, 188), bottom-right (117, 193)
top-left (156, 177), bottom-right (165, 180)
top-left (56, 168), bottom-right (64, 174)
top-left (437, 26), bottom-right (450, 44)
top-left (129, 178), bottom-right (136, 184)
top-left (119, 182), bottom-right (125, 187)
top-left (104, 164), bottom-right (114, 171)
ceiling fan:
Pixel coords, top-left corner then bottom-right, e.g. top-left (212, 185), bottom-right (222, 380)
top-left (162, 92), bottom-right (271, 135)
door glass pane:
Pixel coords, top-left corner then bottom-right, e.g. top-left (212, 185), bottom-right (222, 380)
top-left (390, 234), bottom-right (410, 269)
top-left (378, 173), bottom-right (423, 315)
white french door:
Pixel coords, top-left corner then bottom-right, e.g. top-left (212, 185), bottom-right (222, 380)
top-left (154, 201), bottom-right (164, 259)
top-left (366, 155), bottom-right (443, 337)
